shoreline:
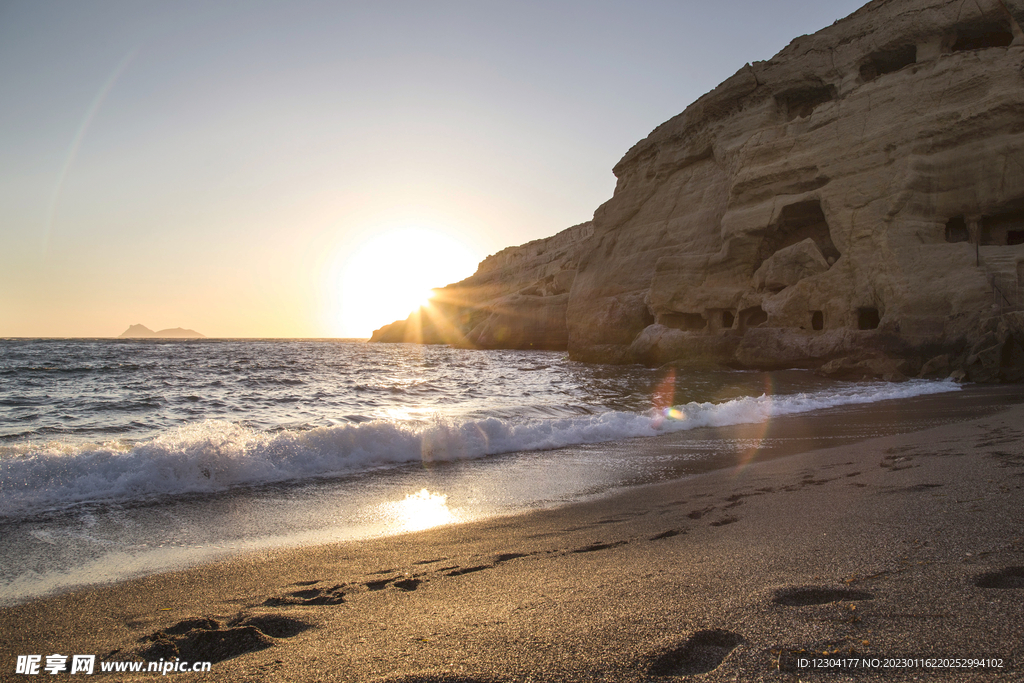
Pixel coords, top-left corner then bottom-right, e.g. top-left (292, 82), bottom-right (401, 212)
top-left (3, 388), bottom-right (1024, 680)
top-left (1, 381), bottom-right (1014, 610)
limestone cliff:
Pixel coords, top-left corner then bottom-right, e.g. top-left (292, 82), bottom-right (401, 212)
top-left (374, 0), bottom-right (1024, 381)
top-left (369, 222), bottom-right (593, 349)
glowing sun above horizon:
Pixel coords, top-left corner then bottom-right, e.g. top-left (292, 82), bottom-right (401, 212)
top-left (335, 227), bottom-right (479, 337)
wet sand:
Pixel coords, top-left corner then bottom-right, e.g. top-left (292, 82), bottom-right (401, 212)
top-left (3, 388), bottom-right (1024, 681)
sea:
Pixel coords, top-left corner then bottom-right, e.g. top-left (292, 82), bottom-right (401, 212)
top-left (0, 338), bottom-right (974, 605)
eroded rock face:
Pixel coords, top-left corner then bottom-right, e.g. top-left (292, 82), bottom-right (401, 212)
top-left (565, 0), bottom-right (1024, 376)
top-left (373, 0), bottom-right (1024, 380)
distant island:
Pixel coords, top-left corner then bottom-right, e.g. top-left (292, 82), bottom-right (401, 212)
top-left (119, 324), bottom-right (205, 339)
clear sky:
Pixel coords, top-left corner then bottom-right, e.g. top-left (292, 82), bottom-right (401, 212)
top-left (0, 0), bottom-right (867, 338)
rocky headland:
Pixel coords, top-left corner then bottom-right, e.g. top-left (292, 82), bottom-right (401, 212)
top-left (119, 324), bottom-right (205, 339)
top-left (373, 0), bottom-right (1024, 382)
top-left (370, 222), bottom-right (593, 350)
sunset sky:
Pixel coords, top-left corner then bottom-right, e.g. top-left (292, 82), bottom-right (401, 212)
top-left (1, 0), bottom-right (866, 338)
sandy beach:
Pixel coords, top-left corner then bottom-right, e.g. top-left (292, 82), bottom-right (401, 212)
top-left (3, 390), bottom-right (1024, 682)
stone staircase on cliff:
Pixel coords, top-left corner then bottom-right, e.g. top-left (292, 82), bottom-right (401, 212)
top-left (979, 250), bottom-right (1023, 314)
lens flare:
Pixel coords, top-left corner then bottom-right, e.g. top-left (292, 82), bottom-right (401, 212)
top-left (651, 368), bottom-right (679, 427)
top-left (727, 372), bottom-right (777, 474)
top-left (662, 406), bottom-right (686, 421)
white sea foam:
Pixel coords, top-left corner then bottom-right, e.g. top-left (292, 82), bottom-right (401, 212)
top-left (0, 380), bottom-right (959, 517)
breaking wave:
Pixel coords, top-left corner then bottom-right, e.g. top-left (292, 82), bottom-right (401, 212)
top-left (0, 380), bottom-right (958, 517)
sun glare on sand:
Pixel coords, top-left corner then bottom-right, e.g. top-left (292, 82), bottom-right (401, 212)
top-left (337, 227), bottom-right (478, 337)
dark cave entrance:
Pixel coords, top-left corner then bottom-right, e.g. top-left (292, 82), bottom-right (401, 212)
top-left (811, 311), bottom-right (824, 331)
top-left (858, 308), bottom-right (880, 330)
top-left (951, 20), bottom-right (1014, 52)
top-left (659, 313), bottom-right (707, 331)
top-left (945, 215), bottom-right (969, 243)
top-left (859, 44), bottom-right (917, 82)
top-left (775, 84), bottom-right (837, 120)
top-left (981, 208), bottom-right (1024, 246)
top-left (738, 306), bottom-right (768, 332)
top-left (756, 200), bottom-right (840, 269)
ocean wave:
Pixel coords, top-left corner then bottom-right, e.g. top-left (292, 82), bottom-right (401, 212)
top-left (0, 380), bottom-right (959, 517)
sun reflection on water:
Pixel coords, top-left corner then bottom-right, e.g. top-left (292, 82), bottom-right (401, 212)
top-left (376, 489), bottom-right (462, 532)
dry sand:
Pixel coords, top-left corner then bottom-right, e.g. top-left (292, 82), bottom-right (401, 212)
top-left (3, 392), bottom-right (1024, 681)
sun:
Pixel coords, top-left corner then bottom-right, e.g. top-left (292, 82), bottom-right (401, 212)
top-left (335, 227), bottom-right (479, 337)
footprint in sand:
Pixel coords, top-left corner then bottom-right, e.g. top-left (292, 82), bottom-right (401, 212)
top-left (445, 565), bottom-right (491, 576)
top-left (232, 614), bottom-right (311, 638)
top-left (687, 506), bottom-right (715, 520)
top-left (369, 675), bottom-right (501, 683)
top-left (647, 629), bottom-right (744, 676)
top-left (264, 584), bottom-right (346, 606)
top-left (772, 587), bottom-right (873, 606)
top-left (494, 553), bottom-right (529, 563)
top-left (650, 529), bottom-right (684, 541)
top-left (880, 454), bottom-right (916, 471)
top-left (571, 540), bottom-right (628, 554)
top-left (139, 614), bottom-right (310, 663)
top-left (975, 566), bottom-right (1024, 589)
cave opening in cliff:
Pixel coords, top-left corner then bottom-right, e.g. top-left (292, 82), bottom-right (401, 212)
top-left (945, 215), bottom-right (969, 243)
top-left (811, 311), bottom-right (824, 331)
top-left (951, 20), bottom-right (1014, 52)
top-left (776, 84), bottom-right (837, 121)
top-left (738, 306), bottom-right (768, 332)
top-left (1000, 337), bottom-right (1024, 374)
top-left (756, 200), bottom-right (840, 268)
top-left (705, 309), bottom-right (736, 330)
top-left (659, 312), bottom-right (706, 331)
top-left (641, 307), bottom-right (655, 328)
top-left (980, 206), bottom-right (1024, 245)
top-left (858, 308), bottom-right (880, 330)
top-left (858, 44), bottom-right (916, 82)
